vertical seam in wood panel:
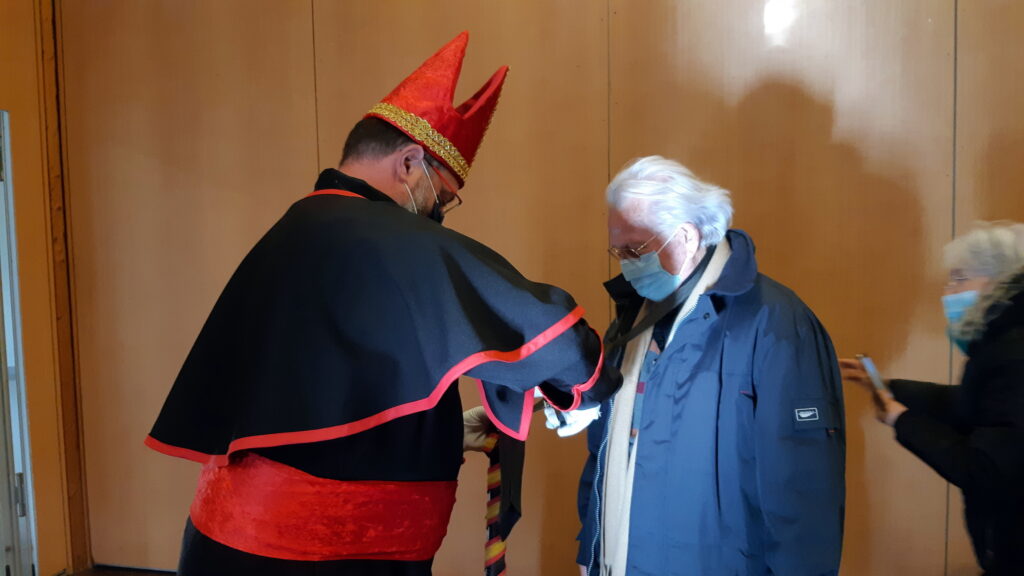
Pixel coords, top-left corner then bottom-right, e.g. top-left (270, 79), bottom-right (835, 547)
top-left (41, 0), bottom-right (92, 569)
top-left (55, 1), bottom-right (93, 567)
top-left (606, 0), bottom-right (613, 322)
top-left (606, 0), bottom-right (612, 186)
top-left (946, 1), bottom-right (959, 575)
top-left (951, 0), bottom-right (959, 240)
top-left (28, 0), bottom-right (73, 570)
top-left (311, 0), bottom-right (321, 170)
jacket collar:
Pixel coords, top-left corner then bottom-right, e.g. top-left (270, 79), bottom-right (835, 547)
top-left (313, 168), bottom-right (397, 204)
top-left (979, 268), bottom-right (1024, 343)
top-left (707, 229), bottom-right (759, 297)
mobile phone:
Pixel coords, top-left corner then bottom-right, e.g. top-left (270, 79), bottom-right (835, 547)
top-left (855, 354), bottom-right (889, 393)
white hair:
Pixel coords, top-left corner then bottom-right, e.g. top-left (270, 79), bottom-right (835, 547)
top-left (606, 156), bottom-right (733, 246)
top-left (943, 221), bottom-right (1024, 278)
top-left (945, 221), bottom-right (1024, 343)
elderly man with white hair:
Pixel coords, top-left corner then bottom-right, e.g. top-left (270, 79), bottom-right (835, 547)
top-left (842, 222), bottom-right (1024, 575)
top-left (573, 156), bottom-right (846, 576)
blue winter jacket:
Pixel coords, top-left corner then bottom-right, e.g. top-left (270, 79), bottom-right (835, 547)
top-left (577, 230), bottom-right (845, 576)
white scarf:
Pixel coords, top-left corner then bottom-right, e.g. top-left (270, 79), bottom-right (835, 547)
top-left (599, 240), bottom-right (732, 575)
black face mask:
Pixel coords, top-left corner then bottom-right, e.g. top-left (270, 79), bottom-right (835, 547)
top-left (417, 159), bottom-right (446, 225)
top-left (429, 200), bottom-right (445, 225)
top-left (402, 177), bottom-right (444, 225)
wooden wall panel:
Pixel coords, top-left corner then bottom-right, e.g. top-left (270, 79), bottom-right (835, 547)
top-left (609, 1), bottom-right (955, 574)
top-left (59, 1), bottom-right (1024, 574)
top-left (59, 0), bottom-right (318, 568)
top-left (955, 1), bottom-right (1024, 228)
top-left (949, 2), bottom-right (1024, 574)
top-left (311, 3), bottom-right (610, 574)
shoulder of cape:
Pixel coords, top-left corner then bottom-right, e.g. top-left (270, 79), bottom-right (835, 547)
top-left (347, 200), bottom-right (520, 275)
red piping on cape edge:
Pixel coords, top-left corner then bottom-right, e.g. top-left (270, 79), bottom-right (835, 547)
top-left (476, 325), bottom-right (605, 437)
top-left (535, 326), bottom-right (604, 413)
top-left (305, 189), bottom-right (366, 199)
top-left (145, 306), bottom-right (588, 467)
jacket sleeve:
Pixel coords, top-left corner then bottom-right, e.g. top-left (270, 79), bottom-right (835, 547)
top-left (753, 311), bottom-right (845, 576)
top-left (892, 412), bottom-right (1019, 490)
top-left (466, 317), bottom-right (623, 412)
top-left (889, 379), bottom-right (965, 430)
top-left (892, 358), bottom-right (1024, 492)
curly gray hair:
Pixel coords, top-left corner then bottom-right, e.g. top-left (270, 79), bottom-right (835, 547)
top-left (943, 221), bottom-right (1024, 277)
top-left (945, 221), bottom-right (1024, 343)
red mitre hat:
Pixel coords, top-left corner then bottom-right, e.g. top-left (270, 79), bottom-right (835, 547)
top-left (366, 32), bottom-right (508, 186)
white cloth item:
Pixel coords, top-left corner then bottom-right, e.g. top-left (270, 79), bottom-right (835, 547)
top-left (600, 303), bottom-right (652, 576)
top-left (544, 403), bottom-right (601, 437)
top-left (534, 388), bottom-right (601, 437)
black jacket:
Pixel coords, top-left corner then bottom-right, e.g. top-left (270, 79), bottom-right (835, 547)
top-left (891, 274), bottom-right (1024, 575)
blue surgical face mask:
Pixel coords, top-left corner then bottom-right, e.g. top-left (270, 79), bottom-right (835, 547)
top-left (949, 334), bottom-right (971, 355)
top-left (620, 228), bottom-right (683, 301)
top-left (942, 290), bottom-right (979, 353)
top-left (942, 290), bottom-right (979, 325)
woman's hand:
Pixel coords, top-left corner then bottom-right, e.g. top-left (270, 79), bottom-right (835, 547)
top-left (838, 357), bottom-right (875, 392)
top-left (871, 388), bottom-right (908, 426)
top-left (839, 357), bottom-right (908, 426)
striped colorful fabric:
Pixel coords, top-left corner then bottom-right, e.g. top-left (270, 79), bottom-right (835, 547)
top-left (483, 433), bottom-right (507, 576)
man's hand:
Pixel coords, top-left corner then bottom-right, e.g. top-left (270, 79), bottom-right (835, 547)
top-left (463, 406), bottom-right (495, 452)
top-left (839, 357), bottom-right (907, 426)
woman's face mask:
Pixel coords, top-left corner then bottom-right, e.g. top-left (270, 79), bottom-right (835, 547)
top-left (942, 289), bottom-right (980, 354)
top-left (941, 268), bottom-right (993, 354)
top-left (941, 289), bottom-right (980, 326)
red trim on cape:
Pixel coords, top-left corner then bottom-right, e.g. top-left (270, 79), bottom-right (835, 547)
top-left (306, 189), bottom-right (367, 199)
top-left (146, 306), bottom-right (587, 466)
top-left (145, 435), bottom-right (212, 463)
top-left (538, 326), bottom-right (605, 412)
top-left (540, 325), bottom-right (602, 409)
top-left (474, 377), bottom-right (536, 441)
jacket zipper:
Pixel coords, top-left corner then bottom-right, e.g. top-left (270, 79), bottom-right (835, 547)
top-left (587, 395), bottom-right (613, 576)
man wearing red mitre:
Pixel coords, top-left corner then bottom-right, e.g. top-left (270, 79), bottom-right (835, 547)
top-left (146, 32), bottom-right (620, 576)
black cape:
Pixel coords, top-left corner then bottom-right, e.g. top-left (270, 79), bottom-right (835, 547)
top-left (148, 170), bottom-right (612, 466)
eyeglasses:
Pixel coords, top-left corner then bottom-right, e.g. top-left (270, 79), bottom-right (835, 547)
top-left (425, 161), bottom-right (463, 214)
top-left (608, 227), bottom-right (682, 260)
top-left (947, 269), bottom-right (983, 287)
top-left (608, 233), bottom-right (661, 261)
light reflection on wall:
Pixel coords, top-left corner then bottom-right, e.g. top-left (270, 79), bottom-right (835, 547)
top-left (764, 0), bottom-right (798, 46)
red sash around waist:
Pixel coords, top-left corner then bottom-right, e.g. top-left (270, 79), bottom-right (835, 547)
top-left (189, 452), bottom-right (457, 562)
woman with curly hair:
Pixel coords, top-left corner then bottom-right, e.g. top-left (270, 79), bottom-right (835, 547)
top-left (842, 222), bottom-right (1024, 575)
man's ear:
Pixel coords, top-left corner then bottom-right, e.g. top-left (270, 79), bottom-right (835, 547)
top-left (393, 144), bottom-right (426, 184)
top-left (680, 222), bottom-right (702, 255)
